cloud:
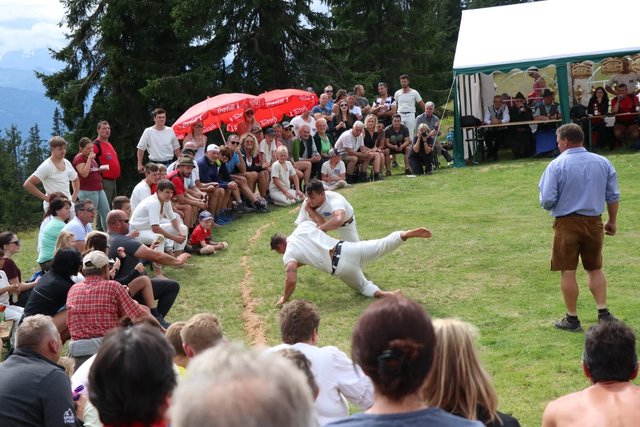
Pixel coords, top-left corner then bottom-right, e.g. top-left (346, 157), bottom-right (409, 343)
top-left (0, 0), bottom-right (67, 59)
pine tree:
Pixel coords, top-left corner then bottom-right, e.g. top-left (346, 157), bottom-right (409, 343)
top-left (52, 107), bottom-right (66, 137)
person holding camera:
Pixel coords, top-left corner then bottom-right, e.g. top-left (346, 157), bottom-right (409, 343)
top-left (408, 124), bottom-right (435, 175)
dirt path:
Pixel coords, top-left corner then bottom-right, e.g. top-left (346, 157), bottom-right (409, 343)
top-left (239, 223), bottom-right (272, 345)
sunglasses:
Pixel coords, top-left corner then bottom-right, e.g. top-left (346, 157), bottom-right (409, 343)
top-left (325, 89), bottom-right (333, 93)
top-left (231, 141), bottom-right (240, 145)
top-left (245, 111), bottom-right (254, 116)
top-left (340, 104), bottom-right (348, 107)
top-left (9, 240), bottom-right (20, 246)
top-left (78, 207), bottom-right (96, 212)
top-left (194, 124), bottom-right (204, 128)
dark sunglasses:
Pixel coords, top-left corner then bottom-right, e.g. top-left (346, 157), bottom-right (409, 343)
top-left (231, 141), bottom-right (240, 145)
top-left (245, 111), bottom-right (254, 116)
top-left (10, 240), bottom-right (20, 246)
top-left (340, 104), bottom-right (348, 107)
top-left (194, 124), bottom-right (204, 128)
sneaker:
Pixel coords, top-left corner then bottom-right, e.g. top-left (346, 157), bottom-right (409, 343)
top-left (214, 217), bottom-right (227, 226)
top-left (184, 244), bottom-right (193, 254)
top-left (598, 311), bottom-right (618, 322)
top-left (253, 201), bottom-right (270, 213)
top-left (234, 202), bottom-right (254, 214)
top-left (392, 160), bottom-right (399, 168)
top-left (554, 315), bottom-right (582, 332)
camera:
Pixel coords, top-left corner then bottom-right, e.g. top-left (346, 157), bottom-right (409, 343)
top-left (421, 131), bottom-right (428, 137)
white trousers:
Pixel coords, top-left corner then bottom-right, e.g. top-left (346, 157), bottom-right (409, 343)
top-left (334, 231), bottom-right (403, 297)
top-left (400, 112), bottom-right (417, 140)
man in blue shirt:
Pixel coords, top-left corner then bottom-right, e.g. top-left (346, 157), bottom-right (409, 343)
top-left (539, 124), bottom-right (620, 332)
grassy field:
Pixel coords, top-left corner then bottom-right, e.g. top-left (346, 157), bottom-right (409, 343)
top-left (12, 149), bottom-right (640, 426)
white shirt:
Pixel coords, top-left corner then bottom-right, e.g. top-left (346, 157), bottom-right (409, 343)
top-left (283, 221), bottom-right (338, 273)
top-left (136, 126), bottom-right (180, 162)
top-left (269, 160), bottom-right (295, 192)
top-left (607, 72), bottom-right (640, 92)
top-left (394, 88), bottom-right (422, 114)
top-left (321, 160), bottom-right (346, 180)
top-left (31, 158), bottom-right (78, 210)
top-left (269, 342), bottom-right (374, 426)
top-left (129, 194), bottom-right (177, 231)
top-left (130, 180), bottom-right (152, 212)
top-left (349, 105), bottom-right (362, 120)
top-left (0, 270), bottom-right (10, 306)
top-left (290, 115), bottom-right (317, 136)
top-left (295, 191), bottom-right (354, 226)
top-left (62, 216), bottom-right (92, 243)
top-left (259, 139), bottom-right (277, 165)
top-left (334, 130), bottom-right (363, 155)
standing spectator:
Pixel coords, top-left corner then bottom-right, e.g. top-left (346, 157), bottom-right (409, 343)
top-left (312, 93), bottom-right (335, 124)
top-left (270, 300), bottom-right (374, 426)
top-left (394, 74), bottom-right (425, 139)
top-left (326, 295), bottom-right (482, 427)
top-left (539, 124), bottom-right (620, 331)
top-left (136, 108), bottom-right (181, 173)
top-left (423, 319), bottom-right (521, 427)
top-left (371, 82), bottom-right (397, 127)
top-left (234, 108), bottom-right (258, 137)
top-left (508, 92), bottom-right (535, 158)
top-left (24, 136), bottom-right (79, 211)
top-left (62, 199), bottom-right (95, 252)
top-left (0, 315), bottom-right (83, 427)
top-left (93, 120), bottom-right (121, 210)
top-left (526, 66), bottom-right (547, 105)
top-left (72, 137), bottom-right (110, 231)
top-left (353, 84), bottom-right (370, 115)
top-left (324, 84), bottom-right (335, 109)
top-left (182, 121), bottom-right (207, 159)
top-left (605, 57), bottom-right (639, 96)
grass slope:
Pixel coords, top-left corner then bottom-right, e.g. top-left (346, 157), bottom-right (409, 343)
top-left (12, 151), bottom-right (640, 425)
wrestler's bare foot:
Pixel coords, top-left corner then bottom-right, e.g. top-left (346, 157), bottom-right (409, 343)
top-left (374, 290), bottom-right (402, 298)
top-left (400, 227), bottom-right (432, 241)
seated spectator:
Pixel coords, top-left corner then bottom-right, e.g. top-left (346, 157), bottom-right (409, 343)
top-left (0, 248), bottom-right (23, 324)
top-left (605, 57), bottom-right (639, 96)
top-left (384, 114), bottom-right (411, 175)
top-left (533, 89), bottom-right (562, 156)
top-left (423, 319), bottom-right (521, 427)
top-left (0, 230), bottom-right (36, 307)
top-left (291, 109), bottom-right (317, 136)
top-left (269, 146), bottom-right (304, 207)
top-left (259, 128), bottom-right (278, 171)
top-left (293, 124), bottom-right (322, 180)
top-left (66, 251), bottom-right (158, 368)
top-left (0, 314), bottom-right (83, 427)
top-left (331, 89), bottom-right (348, 115)
top-left (409, 123), bottom-right (436, 175)
top-left (89, 324), bottom-right (176, 427)
top-left (358, 114), bottom-right (384, 181)
top-left (166, 321), bottom-right (188, 376)
top-left (313, 118), bottom-right (334, 163)
top-left (611, 83), bottom-right (640, 148)
top-left (167, 155), bottom-right (207, 229)
top-left (37, 197), bottom-right (72, 271)
top-left (73, 137), bottom-right (110, 231)
top-left (587, 87), bottom-right (611, 150)
top-left (332, 99), bottom-right (358, 140)
top-left (189, 210), bottom-right (228, 255)
top-left (281, 121), bottom-right (313, 186)
top-left (321, 149), bottom-right (348, 190)
top-left (130, 162), bottom-right (160, 212)
top-left (239, 133), bottom-right (269, 199)
top-left (416, 101), bottom-right (454, 166)
top-left (111, 195), bottom-right (132, 218)
top-left (234, 108), bottom-right (258, 137)
top-left (23, 248), bottom-right (82, 342)
top-left (218, 145), bottom-right (267, 213)
top-left (277, 348), bottom-right (319, 400)
top-left (129, 180), bottom-right (189, 256)
top-left (335, 121), bottom-right (366, 183)
top-left (180, 312), bottom-right (224, 359)
top-left (271, 300), bottom-right (373, 425)
top-left (542, 321), bottom-right (640, 427)
top-left (483, 95), bottom-right (511, 161)
top-left (86, 230), bottom-right (169, 327)
top-left (327, 295), bottom-right (482, 426)
top-left (54, 231), bottom-right (76, 254)
top-left (62, 199), bottom-right (95, 252)
top-left (195, 145), bottom-right (229, 224)
top-left (508, 92), bottom-right (534, 158)
top-left (107, 210), bottom-right (188, 327)
top-left (171, 343), bottom-right (316, 427)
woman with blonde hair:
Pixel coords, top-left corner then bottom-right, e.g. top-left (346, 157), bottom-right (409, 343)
top-left (423, 319), bottom-right (521, 427)
top-left (182, 121), bottom-right (207, 159)
top-left (240, 132), bottom-right (269, 199)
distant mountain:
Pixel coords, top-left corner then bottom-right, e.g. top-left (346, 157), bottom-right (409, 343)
top-left (0, 49), bottom-right (63, 139)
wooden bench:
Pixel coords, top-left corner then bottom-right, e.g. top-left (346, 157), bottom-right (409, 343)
top-left (1, 320), bottom-right (15, 360)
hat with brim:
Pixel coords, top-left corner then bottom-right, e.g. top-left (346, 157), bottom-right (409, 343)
top-left (542, 89), bottom-right (553, 98)
top-left (177, 156), bottom-right (195, 167)
top-left (206, 144), bottom-right (220, 153)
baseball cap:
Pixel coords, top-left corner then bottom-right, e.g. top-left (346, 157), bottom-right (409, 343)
top-left (265, 128), bottom-right (275, 136)
top-left (251, 124), bottom-right (263, 133)
top-left (83, 251), bottom-right (112, 269)
top-left (199, 210), bottom-right (214, 221)
top-left (206, 144), bottom-right (220, 153)
top-left (282, 121), bottom-right (293, 129)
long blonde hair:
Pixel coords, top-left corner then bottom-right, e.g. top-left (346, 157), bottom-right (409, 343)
top-left (54, 231), bottom-right (76, 254)
top-left (422, 318), bottom-right (501, 424)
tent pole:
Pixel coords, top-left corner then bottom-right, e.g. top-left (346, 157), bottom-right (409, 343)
top-left (453, 76), bottom-right (465, 168)
top-left (557, 64), bottom-right (571, 125)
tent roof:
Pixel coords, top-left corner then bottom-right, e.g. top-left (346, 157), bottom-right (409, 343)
top-left (453, 0), bottom-right (640, 74)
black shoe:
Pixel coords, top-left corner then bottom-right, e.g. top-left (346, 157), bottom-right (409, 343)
top-left (598, 311), bottom-right (618, 322)
top-left (254, 201), bottom-right (270, 213)
top-left (554, 315), bottom-right (582, 332)
top-left (184, 244), bottom-right (193, 254)
top-left (234, 202), bottom-right (254, 214)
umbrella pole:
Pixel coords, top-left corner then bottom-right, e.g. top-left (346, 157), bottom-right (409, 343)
top-left (217, 122), bottom-right (226, 145)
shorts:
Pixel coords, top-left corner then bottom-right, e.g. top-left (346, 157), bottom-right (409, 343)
top-left (551, 214), bottom-right (603, 271)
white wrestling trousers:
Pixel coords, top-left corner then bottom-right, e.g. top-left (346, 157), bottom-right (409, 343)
top-left (333, 231), bottom-right (403, 297)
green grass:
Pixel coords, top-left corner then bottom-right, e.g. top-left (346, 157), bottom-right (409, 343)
top-left (11, 150), bottom-right (640, 425)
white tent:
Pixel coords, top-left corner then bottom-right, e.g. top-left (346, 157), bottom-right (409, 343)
top-left (451, 0), bottom-right (640, 165)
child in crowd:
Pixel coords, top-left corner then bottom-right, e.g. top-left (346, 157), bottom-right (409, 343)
top-left (269, 146), bottom-right (305, 206)
top-left (189, 211), bottom-right (228, 255)
top-left (166, 321), bottom-right (189, 377)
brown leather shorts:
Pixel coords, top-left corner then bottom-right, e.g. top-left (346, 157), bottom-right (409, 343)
top-left (551, 214), bottom-right (603, 271)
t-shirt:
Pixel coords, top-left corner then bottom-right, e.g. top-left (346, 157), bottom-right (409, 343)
top-left (321, 160), bottom-right (346, 180)
top-left (290, 115), bottom-right (317, 136)
top-left (167, 161), bottom-right (199, 189)
top-left (189, 224), bottom-right (211, 245)
top-left (607, 72), bottom-right (639, 93)
top-left (259, 139), bottom-right (277, 165)
top-left (136, 126), bottom-right (180, 162)
top-left (0, 270), bottom-right (10, 306)
top-left (270, 160), bottom-right (295, 192)
top-left (23, 272), bottom-right (75, 317)
top-left (326, 407), bottom-right (484, 427)
top-left (295, 191), bottom-right (354, 226)
top-left (31, 158), bottom-right (78, 210)
top-left (62, 216), bottom-right (92, 243)
top-left (129, 194), bottom-right (177, 231)
top-left (37, 217), bottom-right (66, 264)
top-left (130, 180), bottom-right (153, 212)
top-left (334, 130), bottom-right (363, 155)
top-left (108, 233), bottom-right (144, 286)
top-left (394, 88), bottom-right (422, 114)
top-left (72, 153), bottom-right (103, 191)
top-left (384, 125), bottom-right (410, 146)
top-left (1, 257), bottom-right (21, 283)
top-left (92, 138), bottom-right (121, 180)
top-left (166, 170), bottom-right (186, 196)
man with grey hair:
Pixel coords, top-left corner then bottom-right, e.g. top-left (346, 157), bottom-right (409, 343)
top-left (415, 101), bottom-right (453, 166)
top-left (0, 314), bottom-right (83, 426)
top-left (334, 121), bottom-right (366, 183)
top-left (171, 343), bottom-right (316, 427)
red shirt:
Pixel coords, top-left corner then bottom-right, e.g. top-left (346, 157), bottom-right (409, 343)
top-left (93, 138), bottom-right (121, 180)
top-left (66, 275), bottom-right (145, 340)
top-left (189, 224), bottom-right (211, 245)
top-left (612, 95), bottom-right (639, 124)
top-left (73, 153), bottom-right (104, 191)
top-left (166, 170), bottom-right (186, 196)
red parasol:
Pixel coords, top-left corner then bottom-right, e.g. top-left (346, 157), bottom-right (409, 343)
top-left (172, 93), bottom-right (263, 139)
top-left (226, 89), bottom-right (318, 133)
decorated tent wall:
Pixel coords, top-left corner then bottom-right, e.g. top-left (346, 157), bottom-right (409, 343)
top-left (451, 0), bottom-right (640, 166)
